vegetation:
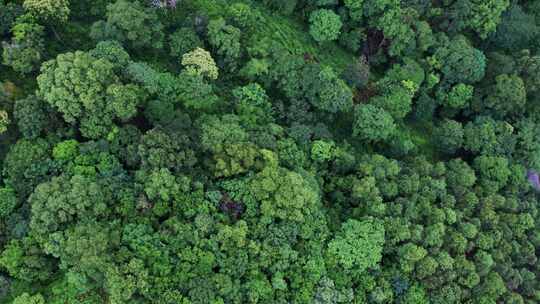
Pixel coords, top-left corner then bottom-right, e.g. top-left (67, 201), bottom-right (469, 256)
top-left (0, 0), bottom-right (539, 303)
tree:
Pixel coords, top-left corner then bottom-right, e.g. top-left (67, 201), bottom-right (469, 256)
top-left (2, 14), bottom-right (45, 74)
top-left (353, 104), bottom-right (395, 142)
top-left (446, 159), bottom-right (476, 195)
top-left (398, 243), bottom-right (427, 273)
top-left (28, 175), bottom-right (112, 239)
top-left (249, 151), bottom-right (321, 223)
top-left (169, 27), bottom-right (203, 60)
top-left (181, 48), bottom-right (219, 80)
top-left (207, 18), bottom-right (242, 68)
top-left (14, 95), bottom-right (50, 138)
top-left (473, 155), bottom-right (511, 192)
top-left (303, 65), bottom-right (353, 113)
top-left (176, 69), bottom-right (219, 110)
top-left (3, 138), bottom-right (52, 197)
top-left (0, 2), bottom-right (23, 37)
top-left (200, 114), bottom-right (260, 177)
top-left (90, 0), bottom-right (164, 49)
top-left (309, 9), bottom-right (343, 43)
top-left (442, 83), bottom-right (474, 109)
top-left (448, 0), bottom-right (510, 39)
top-left (0, 187), bottom-right (17, 218)
top-left (434, 119), bottom-right (464, 154)
top-left (376, 8), bottom-right (416, 56)
top-left (37, 51), bottom-right (143, 138)
top-left (233, 83), bottom-right (274, 126)
top-left (482, 74), bottom-right (526, 118)
top-left (344, 0), bottom-right (363, 22)
top-left (88, 40), bottom-right (131, 71)
top-left (0, 237), bottom-right (55, 282)
top-left (487, 4), bottom-right (539, 51)
top-left (23, 0), bottom-right (70, 23)
top-left (464, 116), bottom-right (515, 156)
top-left (12, 292), bottom-right (45, 304)
top-left (341, 57), bottom-right (370, 90)
top-left (327, 218), bottom-right (385, 272)
top-left (138, 128), bottom-right (197, 172)
top-left (433, 35), bottom-right (486, 84)
top-left (0, 110), bottom-right (9, 134)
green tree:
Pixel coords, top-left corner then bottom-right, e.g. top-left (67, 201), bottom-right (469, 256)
top-left (309, 9), bottom-right (343, 43)
top-left (23, 0), bottom-right (70, 23)
top-left (473, 155), bottom-right (511, 192)
top-left (434, 119), bottom-right (464, 154)
top-left (2, 14), bottom-right (45, 74)
top-left (449, 0), bottom-right (510, 39)
top-left (344, 0), bottom-right (363, 22)
top-left (207, 18), bottom-right (242, 68)
top-left (353, 104), bottom-right (395, 142)
top-left (464, 116), bottom-right (515, 156)
top-left (233, 83), bottom-right (274, 126)
top-left (433, 35), bottom-right (486, 84)
top-left (327, 218), bottom-right (385, 272)
top-left (169, 27), bottom-right (203, 60)
top-left (181, 48), bottom-right (219, 80)
top-left (138, 128), bottom-right (197, 172)
top-left (0, 187), bottom-right (17, 218)
top-left (3, 138), bottom-right (52, 197)
top-left (0, 2), bottom-right (23, 36)
top-left (482, 74), bottom-right (526, 118)
top-left (0, 237), bottom-right (55, 282)
top-left (303, 65), bottom-right (353, 113)
top-left (12, 292), bottom-right (45, 304)
top-left (37, 51), bottom-right (143, 138)
top-left (488, 4), bottom-right (539, 51)
top-left (176, 68), bottom-right (219, 110)
top-left (443, 83), bottom-right (474, 109)
top-left (28, 175), bottom-right (112, 240)
top-left (249, 151), bottom-right (320, 223)
top-left (14, 95), bottom-right (50, 138)
top-left (90, 0), bottom-right (164, 49)
top-left (88, 40), bottom-right (131, 71)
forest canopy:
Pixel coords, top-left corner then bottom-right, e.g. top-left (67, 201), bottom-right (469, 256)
top-left (0, 0), bottom-right (539, 303)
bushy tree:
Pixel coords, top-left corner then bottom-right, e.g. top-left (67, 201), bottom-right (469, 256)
top-left (14, 95), bottom-right (50, 138)
top-left (448, 0), bottom-right (510, 39)
top-left (434, 119), bottom-right (464, 154)
top-left (473, 155), bottom-right (511, 192)
top-left (488, 4), bottom-right (539, 51)
top-left (169, 27), bottom-right (203, 60)
top-left (90, 0), bottom-right (164, 49)
top-left (0, 2), bottom-right (23, 37)
top-left (12, 292), bottom-right (45, 304)
top-left (182, 48), bottom-right (219, 80)
top-left (23, 0), bottom-right (70, 23)
top-left (309, 9), bottom-right (343, 43)
top-left (88, 40), bottom-right (131, 71)
top-left (353, 104), bottom-right (395, 142)
top-left (463, 116), bottom-right (515, 156)
top-left (482, 74), bottom-right (526, 118)
top-left (0, 187), bottom-right (17, 218)
top-left (442, 83), bottom-right (474, 109)
top-left (207, 18), bottom-right (242, 68)
top-left (2, 14), bottom-right (45, 74)
top-left (3, 138), bottom-right (52, 197)
top-left (433, 35), bottom-right (486, 84)
top-left (327, 218), bottom-right (385, 272)
top-left (37, 51), bottom-right (143, 138)
top-left (341, 57), bottom-right (370, 90)
top-left (303, 65), bottom-right (353, 113)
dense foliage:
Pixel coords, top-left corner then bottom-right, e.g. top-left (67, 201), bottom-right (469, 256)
top-left (0, 0), bottom-right (539, 303)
